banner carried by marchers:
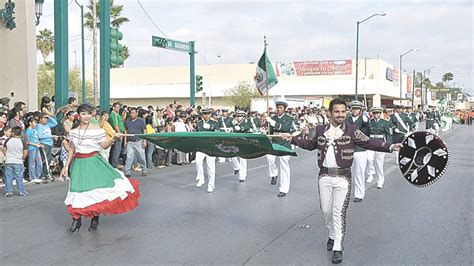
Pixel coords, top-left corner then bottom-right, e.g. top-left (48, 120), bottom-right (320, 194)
top-left (136, 132), bottom-right (297, 159)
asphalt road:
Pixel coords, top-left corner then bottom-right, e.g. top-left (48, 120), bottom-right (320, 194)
top-left (1, 125), bottom-right (472, 265)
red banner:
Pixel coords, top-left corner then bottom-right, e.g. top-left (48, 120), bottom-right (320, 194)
top-left (276, 60), bottom-right (352, 77)
top-left (407, 75), bottom-right (412, 93)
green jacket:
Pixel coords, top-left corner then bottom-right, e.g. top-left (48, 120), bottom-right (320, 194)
top-left (218, 116), bottom-right (233, 131)
top-left (269, 113), bottom-right (294, 148)
top-left (231, 119), bottom-right (251, 133)
top-left (368, 118), bottom-right (392, 145)
top-left (247, 117), bottom-right (261, 132)
top-left (196, 119), bottom-right (219, 132)
top-left (345, 115), bottom-right (369, 152)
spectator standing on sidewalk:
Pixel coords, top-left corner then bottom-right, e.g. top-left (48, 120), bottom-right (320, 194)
top-left (124, 108), bottom-right (147, 178)
top-left (3, 126), bottom-right (28, 197)
top-left (37, 113), bottom-right (58, 180)
top-left (145, 116), bottom-right (156, 169)
top-left (26, 116), bottom-right (43, 184)
top-left (109, 102), bottom-right (125, 169)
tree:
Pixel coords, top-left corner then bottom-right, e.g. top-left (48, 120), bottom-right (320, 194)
top-left (121, 45), bottom-right (129, 63)
top-left (442, 72), bottom-right (454, 86)
top-left (37, 64), bottom-right (94, 106)
top-left (224, 81), bottom-right (261, 110)
top-left (36, 28), bottom-right (54, 64)
top-left (84, 0), bottom-right (130, 29)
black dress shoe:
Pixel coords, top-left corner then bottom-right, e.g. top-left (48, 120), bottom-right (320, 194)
top-left (66, 218), bottom-right (82, 232)
top-left (332, 251), bottom-right (343, 264)
top-left (277, 192), bottom-right (286, 197)
top-left (239, 179), bottom-right (245, 183)
top-left (326, 238), bottom-right (334, 251)
top-left (88, 216), bottom-right (99, 231)
top-left (234, 170), bottom-right (239, 175)
top-left (353, 198), bottom-right (362, 202)
top-left (271, 176), bottom-right (278, 185)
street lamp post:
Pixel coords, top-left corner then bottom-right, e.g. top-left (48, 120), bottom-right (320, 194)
top-left (355, 12), bottom-right (386, 101)
top-left (74, 0), bottom-right (86, 104)
top-left (421, 66), bottom-right (435, 109)
top-left (399, 48), bottom-right (418, 104)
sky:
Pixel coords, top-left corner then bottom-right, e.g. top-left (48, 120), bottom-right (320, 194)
top-left (37, 0), bottom-right (473, 93)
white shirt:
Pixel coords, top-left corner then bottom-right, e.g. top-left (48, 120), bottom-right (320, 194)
top-left (70, 128), bottom-right (106, 154)
top-left (173, 119), bottom-right (187, 132)
top-left (322, 124), bottom-right (343, 168)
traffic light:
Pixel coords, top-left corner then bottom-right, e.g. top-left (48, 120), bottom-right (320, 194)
top-left (196, 75), bottom-right (203, 92)
top-left (110, 27), bottom-right (124, 67)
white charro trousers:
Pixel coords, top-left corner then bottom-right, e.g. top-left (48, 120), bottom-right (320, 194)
top-left (231, 157), bottom-right (247, 181)
top-left (319, 175), bottom-right (351, 251)
top-left (195, 152), bottom-right (216, 189)
top-left (366, 150), bottom-right (386, 187)
top-left (266, 155), bottom-right (291, 193)
top-left (352, 151), bottom-right (368, 199)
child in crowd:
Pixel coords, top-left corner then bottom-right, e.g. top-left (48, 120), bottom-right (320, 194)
top-left (3, 126), bottom-right (28, 197)
top-left (26, 116), bottom-right (43, 184)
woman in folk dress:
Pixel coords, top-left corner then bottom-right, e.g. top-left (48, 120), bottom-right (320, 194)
top-left (62, 104), bottom-right (140, 232)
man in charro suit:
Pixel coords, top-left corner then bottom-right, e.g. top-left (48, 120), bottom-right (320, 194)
top-left (280, 98), bottom-right (402, 264)
top-left (366, 106), bottom-right (392, 189)
top-left (266, 98), bottom-right (295, 197)
top-left (344, 100), bottom-right (369, 202)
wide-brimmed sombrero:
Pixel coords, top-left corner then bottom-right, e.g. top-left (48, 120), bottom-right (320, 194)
top-left (398, 131), bottom-right (449, 187)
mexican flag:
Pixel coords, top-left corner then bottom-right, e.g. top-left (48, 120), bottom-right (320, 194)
top-left (254, 48), bottom-right (278, 95)
top-left (136, 132), bottom-right (296, 159)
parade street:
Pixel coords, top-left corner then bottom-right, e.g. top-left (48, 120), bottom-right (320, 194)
top-left (1, 125), bottom-right (472, 265)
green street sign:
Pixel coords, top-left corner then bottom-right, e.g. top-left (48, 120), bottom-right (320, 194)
top-left (152, 36), bottom-right (190, 52)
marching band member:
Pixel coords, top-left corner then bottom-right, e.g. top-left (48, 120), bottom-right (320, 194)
top-left (266, 98), bottom-right (295, 197)
top-left (195, 108), bottom-right (220, 193)
top-left (345, 100), bottom-right (369, 202)
top-left (230, 110), bottom-right (251, 182)
top-left (366, 107), bottom-right (392, 188)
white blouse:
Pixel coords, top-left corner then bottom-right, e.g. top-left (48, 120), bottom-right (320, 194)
top-left (69, 128), bottom-right (106, 154)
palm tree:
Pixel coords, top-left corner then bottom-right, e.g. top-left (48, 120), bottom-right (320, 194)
top-left (36, 28), bottom-right (54, 64)
top-left (121, 45), bottom-right (129, 63)
top-left (84, 0), bottom-right (130, 29)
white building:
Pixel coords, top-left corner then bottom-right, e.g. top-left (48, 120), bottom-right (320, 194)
top-left (110, 58), bottom-right (416, 109)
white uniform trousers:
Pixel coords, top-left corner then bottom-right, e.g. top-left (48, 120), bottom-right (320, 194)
top-left (231, 157), bottom-right (247, 181)
top-left (366, 150), bottom-right (386, 187)
top-left (352, 151), bottom-right (368, 199)
top-left (319, 175), bottom-right (351, 251)
top-left (195, 152), bottom-right (216, 189)
top-left (266, 155), bottom-right (291, 193)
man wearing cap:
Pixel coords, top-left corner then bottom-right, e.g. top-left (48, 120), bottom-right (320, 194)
top-left (248, 111), bottom-right (261, 133)
top-left (390, 105), bottom-right (410, 165)
top-left (366, 107), bottom-right (392, 188)
top-left (195, 108), bottom-right (220, 193)
top-left (230, 110), bottom-right (251, 182)
top-left (266, 98), bottom-right (295, 197)
top-left (344, 100), bottom-right (369, 202)
top-left (217, 109), bottom-right (233, 163)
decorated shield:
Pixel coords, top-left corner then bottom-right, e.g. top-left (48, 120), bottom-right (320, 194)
top-left (398, 131), bottom-right (449, 187)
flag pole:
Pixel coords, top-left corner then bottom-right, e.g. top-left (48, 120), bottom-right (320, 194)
top-left (264, 36), bottom-right (270, 135)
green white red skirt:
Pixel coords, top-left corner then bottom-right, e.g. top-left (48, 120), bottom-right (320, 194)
top-left (64, 153), bottom-right (140, 219)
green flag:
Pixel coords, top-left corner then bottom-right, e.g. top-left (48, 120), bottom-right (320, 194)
top-left (254, 48), bottom-right (278, 95)
top-left (136, 132), bottom-right (296, 159)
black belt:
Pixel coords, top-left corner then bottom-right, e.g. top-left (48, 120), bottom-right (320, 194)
top-left (320, 167), bottom-right (350, 176)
